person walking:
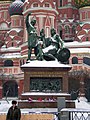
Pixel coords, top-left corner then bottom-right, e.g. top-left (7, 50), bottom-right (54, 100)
top-left (6, 100), bottom-right (21, 120)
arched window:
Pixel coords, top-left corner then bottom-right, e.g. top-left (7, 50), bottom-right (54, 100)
top-left (45, 3), bottom-right (50, 7)
top-left (20, 60), bottom-right (22, 66)
top-left (65, 25), bottom-right (70, 34)
top-left (4, 60), bottom-right (13, 67)
top-left (12, 42), bottom-right (13, 47)
top-left (3, 81), bottom-right (18, 97)
top-left (58, 26), bottom-right (62, 39)
top-left (60, 0), bottom-right (62, 7)
top-left (83, 57), bottom-right (90, 66)
top-left (72, 57), bottom-right (78, 64)
top-left (32, 2), bottom-right (38, 7)
top-left (72, 26), bottom-right (76, 34)
top-left (43, 2), bottom-right (51, 8)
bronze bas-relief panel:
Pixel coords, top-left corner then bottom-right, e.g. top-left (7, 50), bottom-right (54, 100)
top-left (24, 70), bottom-right (68, 93)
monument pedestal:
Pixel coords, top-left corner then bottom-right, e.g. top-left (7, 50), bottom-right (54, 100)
top-left (19, 61), bottom-right (75, 108)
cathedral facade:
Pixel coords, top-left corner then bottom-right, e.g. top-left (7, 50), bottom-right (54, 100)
top-left (0, 0), bottom-right (90, 100)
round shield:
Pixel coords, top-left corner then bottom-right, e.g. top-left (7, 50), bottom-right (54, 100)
top-left (57, 48), bottom-right (70, 62)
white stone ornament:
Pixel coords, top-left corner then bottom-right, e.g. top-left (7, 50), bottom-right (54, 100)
top-left (39, 0), bottom-right (44, 3)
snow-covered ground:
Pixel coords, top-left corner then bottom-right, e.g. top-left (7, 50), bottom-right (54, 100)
top-left (0, 99), bottom-right (57, 114)
top-left (0, 97), bottom-right (90, 114)
top-left (75, 97), bottom-right (90, 109)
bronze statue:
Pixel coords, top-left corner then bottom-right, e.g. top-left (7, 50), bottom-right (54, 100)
top-left (25, 13), bottom-right (43, 60)
top-left (25, 13), bottom-right (37, 60)
top-left (42, 28), bottom-right (64, 61)
top-left (50, 28), bottom-right (70, 63)
top-left (26, 13), bottom-right (70, 62)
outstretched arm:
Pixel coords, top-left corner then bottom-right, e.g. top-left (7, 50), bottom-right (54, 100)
top-left (25, 13), bottom-right (31, 29)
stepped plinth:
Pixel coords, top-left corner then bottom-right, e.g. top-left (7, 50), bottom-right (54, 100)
top-left (18, 61), bottom-right (75, 108)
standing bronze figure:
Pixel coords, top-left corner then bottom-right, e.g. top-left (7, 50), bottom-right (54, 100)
top-left (25, 13), bottom-right (43, 60)
top-left (25, 13), bottom-right (37, 60)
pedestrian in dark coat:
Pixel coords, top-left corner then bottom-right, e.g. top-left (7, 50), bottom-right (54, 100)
top-left (6, 100), bottom-right (21, 120)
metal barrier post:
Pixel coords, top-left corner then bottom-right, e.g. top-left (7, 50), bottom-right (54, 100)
top-left (60, 110), bottom-right (69, 120)
top-left (88, 113), bottom-right (90, 120)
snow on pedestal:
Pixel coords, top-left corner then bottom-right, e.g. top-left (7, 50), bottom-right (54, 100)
top-left (21, 60), bottom-right (71, 68)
